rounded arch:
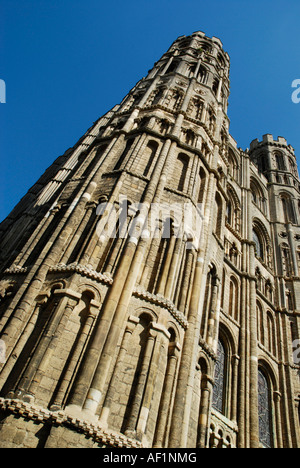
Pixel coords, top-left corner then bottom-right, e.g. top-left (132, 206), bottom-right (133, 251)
top-left (47, 280), bottom-right (66, 294)
top-left (141, 139), bottom-right (159, 177)
top-left (135, 307), bottom-right (158, 323)
top-left (176, 153), bottom-right (190, 192)
top-left (166, 320), bottom-right (181, 343)
top-left (77, 283), bottom-right (101, 303)
top-left (197, 351), bottom-right (213, 376)
top-left (197, 166), bottom-right (207, 204)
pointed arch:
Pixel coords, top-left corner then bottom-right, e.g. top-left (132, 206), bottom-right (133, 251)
top-left (229, 275), bottom-right (239, 321)
top-left (257, 300), bottom-right (265, 346)
top-left (215, 192), bottom-right (223, 238)
top-left (280, 192), bottom-right (296, 224)
top-left (253, 219), bottom-right (273, 268)
top-left (226, 184), bottom-right (241, 233)
top-left (250, 176), bottom-right (267, 214)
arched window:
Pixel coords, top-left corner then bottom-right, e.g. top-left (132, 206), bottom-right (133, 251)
top-left (197, 167), bottom-right (206, 204)
top-left (188, 62), bottom-right (197, 78)
top-left (212, 339), bottom-right (226, 414)
top-left (165, 60), bottom-right (179, 75)
top-left (168, 89), bottom-right (183, 111)
top-left (267, 312), bottom-right (277, 357)
top-left (207, 108), bottom-right (216, 134)
top-left (188, 97), bottom-right (203, 120)
top-left (226, 187), bottom-right (240, 233)
top-left (114, 138), bottom-right (135, 170)
top-left (255, 267), bottom-right (263, 292)
top-left (281, 243), bottom-right (292, 276)
top-left (288, 157), bottom-right (297, 177)
top-left (148, 218), bottom-right (176, 296)
top-left (281, 194), bottom-right (296, 224)
top-left (275, 152), bottom-right (285, 171)
top-left (265, 280), bottom-right (273, 302)
top-left (217, 52), bottom-right (226, 68)
top-left (212, 78), bottom-right (219, 97)
top-left (252, 221), bottom-right (272, 268)
top-left (198, 65), bottom-right (207, 84)
top-left (229, 276), bottom-right (239, 321)
top-left (226, 200), bottom-right (232, 225)
top-left (255, 153), bottom-right (269, 174)
top-left (228, 150), bottom-right (239, 181)
top-left (250, 178), bottom-right (266, 214)
top-left (258, 369), bottom-right (273, 448)
top-left (174, 154), bottom-right (189, 192)
top-left (257, 302), bottom-right (265, 346)
top-left (253, 229), bottom-right (263, 260)
top-left (215, 193), bottom-right (223, 238)
top-left (141, 140), bottom-right (159, 177)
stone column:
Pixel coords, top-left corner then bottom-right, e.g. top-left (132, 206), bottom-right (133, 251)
top-left (249, 244), bottom-right (260, 449)
top-left (139, 221), bottom-right (163, 288)
top-left (164, 237), bottom-right (183, 300)
top-left (156, 234), bottom-right (176, 297)
top-left (24, 291), bottom-right (80, 399)
top-left (206, 274), bottom-right (220, 348)
top-left (124, 327), bottom-right (156, 438)
top-left (135, 325), bottom-right (170, 443)
top-left (14, 205), bottom-right (60, 268)
top-left (274, 391), bottom-right (283, 448)
top-left (178, 246), bottom-right (195, 313)
top-left (153, 342), bottom-right (181, 448)
top-left (168, 252), bottom-right (205, 447)
top-left (68, 141), bottom-right (177, 414)
top-left (2, 181), bottom-right (98, 355)
top-left (50, 299), bottom-right (100, 411)
top-left (197, 375), bottom-right (213, 448)
top-left (231, 355), bottom-right (240, 422)
top-left (60, 202), bottom-right (96, 265)
top-left (98, 315), bottom-right (139, 427)
top-left (21, 290), bottom-right (80, 402)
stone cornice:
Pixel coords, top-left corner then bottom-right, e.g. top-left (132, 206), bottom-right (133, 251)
top-left (48, 263), bottom-right (114, 285)
top-left (0, 398), bottom-right (143, 448)
top-left (133, 285), bottom-right (189, 329)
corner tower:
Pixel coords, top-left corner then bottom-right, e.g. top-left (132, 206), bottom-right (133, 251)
top-left (0, 31), bottom-right (233, 449)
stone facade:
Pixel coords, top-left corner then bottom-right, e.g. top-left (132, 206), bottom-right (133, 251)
top-left (0, 31), bottom-right (299, 448)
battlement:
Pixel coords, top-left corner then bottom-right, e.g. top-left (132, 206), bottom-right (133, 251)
top-left (250, 134), bottom-right (295, 155)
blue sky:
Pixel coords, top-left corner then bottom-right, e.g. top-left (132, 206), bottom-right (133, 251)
top-left (1, 0), bottom-right (300, 221)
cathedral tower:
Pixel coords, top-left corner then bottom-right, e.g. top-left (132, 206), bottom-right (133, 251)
top-left (0, 32), bottom-right (299, 449)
